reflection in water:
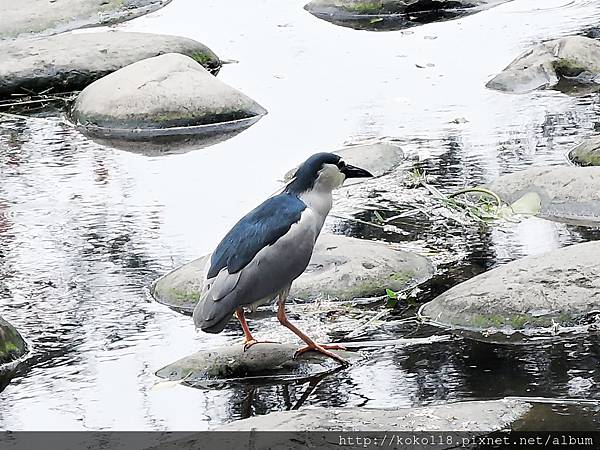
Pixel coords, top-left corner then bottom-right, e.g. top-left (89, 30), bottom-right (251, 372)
top-left (1, 0), bottom-right (600, 431)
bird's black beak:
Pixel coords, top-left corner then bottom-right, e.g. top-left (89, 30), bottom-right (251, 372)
top-left (341, 164), bottom-right (373, 179)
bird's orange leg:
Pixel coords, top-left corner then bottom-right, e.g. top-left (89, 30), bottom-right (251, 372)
top-left (276, 293), bottom-right (348, 367)
top-left (236, 308), bottom-right (278, 351)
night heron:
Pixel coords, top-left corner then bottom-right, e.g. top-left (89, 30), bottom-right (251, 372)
top-left (193, 152), bottom-right (372, 365)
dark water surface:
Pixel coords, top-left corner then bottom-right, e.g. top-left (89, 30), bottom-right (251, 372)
top-left (1, 0), bottom-right (600, 430)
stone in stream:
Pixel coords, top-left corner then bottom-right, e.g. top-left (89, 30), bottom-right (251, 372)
top-left (0, 0), bottom-right (171, 40)
top-left (0, 32), bottom-right (221, 99)
top-left (70, 53), bottom-right (266, 148)
top-left (283, 141), bottom-right (404, 183)
top-left (487, 36), bottom-right (600, 94)
top-left (151, 234), bottom-right (434, 314)
top-left (418, 241), bottom-right (600, 342)
top-left (214, 398), bottom-right (531, 432)
top-left (304, 0), bottom-right (510, 32)
top-left (155, 343), bottom-right (356, 383)
top-left (484, 166), bottom-right (600, 225)
top-left (155, 338), bottom-right (450, 385)
top-left (0, 316), bottom-right (27, 371)
top-left (568, 136), bottom-right (600, 166)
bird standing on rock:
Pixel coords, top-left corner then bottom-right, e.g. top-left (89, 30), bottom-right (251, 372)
top-left (193, 153), bottom-right (372, 365)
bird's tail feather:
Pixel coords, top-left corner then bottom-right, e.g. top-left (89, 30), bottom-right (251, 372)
top-left (193, 291), bottom-right (236, 334)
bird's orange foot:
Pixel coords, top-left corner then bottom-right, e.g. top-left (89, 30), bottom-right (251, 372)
top-left (294, 344), bottom-right (349, 366)
top-left (243, 339), bottom-right (279, 352)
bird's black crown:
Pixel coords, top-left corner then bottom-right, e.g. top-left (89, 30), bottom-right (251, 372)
top-left (285, 152), bottom-right (343, 194)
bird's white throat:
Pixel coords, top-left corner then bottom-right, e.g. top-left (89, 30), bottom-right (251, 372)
top-left (298, 163), bottom-right (343, 219)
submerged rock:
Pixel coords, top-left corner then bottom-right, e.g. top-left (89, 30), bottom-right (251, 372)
top-left (0, 0), bottom-right (171, 40)
top-left (419, 241), bottom-right (600, 342)
top-left (0, 317), bottom-right (27, 370)
top-left (284, 142), bottom-right (404, 182)
top-left (216, 398), bottom-right (531, 431)
top-left (152, 234), bottom-right (434, 314)
top-left (304, 0), bottom-right (509, 32)
top-left (0, 32), bottom-right (220, 99)
top-left (487, 36), bottom-right (600, 94)
top-left (155, 343), bottom-right (355, 383)
top-left (70, 53), bottom-right (266, 145)
top-left (485, 166), bottom-right (600, 225)
top-left (568, 136), bottom-right (600, 166)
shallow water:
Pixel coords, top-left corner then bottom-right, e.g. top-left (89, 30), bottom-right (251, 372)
top-left (1, 0), bottom-right (600, 431)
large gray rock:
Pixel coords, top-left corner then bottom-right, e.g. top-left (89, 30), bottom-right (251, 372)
top-left (155, 338), bottom-right (450, 383)
top-left (304, 0), bottom-right (509, 31)
top-left (419, 241), bottom-right (600, 341)
top-left (70, 53), bottom-right (266, 142)
top-left (216, 398), bottom-right (531, 431)
top-left (151, 234), bottom-right (434, 314)
top-left (568, 136), bottom-right (600, 166)
top-left (0, 0), bottom-right (171, 40)
top-left (485, 166), bottom-right (600, 225)
top-left (0, 317), bottom-right (27, 371)
top-left (284, 142), bottom-right (404, 182)
top-left (155, 343), bottom-right (354, 382)
top-left (487, 36), bottom-right (600, 94)
top-left (0, 32), bottom-right (220, 99)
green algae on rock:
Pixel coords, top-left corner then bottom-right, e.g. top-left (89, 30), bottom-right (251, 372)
top-left (0, 317), bottom-right (27, 370)
top-left (304, 0), bottom-right (510, 31)
top-left (0, 32), bottom-right (221, 99)
top-left (568, 136), bottom-right (600, 166)
top-left (419, 241), bottom-right (600, 342)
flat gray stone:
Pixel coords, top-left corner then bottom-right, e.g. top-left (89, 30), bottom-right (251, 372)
top-left (419, 241), bottom-right (600, 341)
top-left (70, 53), bottom-right (266, 142)
top-left (284, 142), bottom-right (404, 183)
top-left (304, 0), bottom-right (509, 31)
top-left (487, 36), bottom-right (600, 94)
top-left (568, 136), bottom-right (600, 166)
top-left (216, 398), bottom-right (531, 431)
top-left (156, 338), bottom-right (451, 384)
top-left (485, 166), bottom-right (600, 225)
top-left (155, 343), bottom-right (354, 382)
top-left (0, 0), bottom-right (171, 40)
top-left (0, 31), bottom-right (220, 99)
top-left (151, 234), bottom-right (434, 314)
top-left (0, 316), bottom-right (27, 371)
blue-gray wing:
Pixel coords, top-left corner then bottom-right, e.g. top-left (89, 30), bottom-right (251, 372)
top-left (207, 193), bottom-right (306, 278)
top-left (193, 193), bottom-right (317, 333)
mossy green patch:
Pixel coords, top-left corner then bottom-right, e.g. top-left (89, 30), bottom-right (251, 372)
top-left (552, 58), bottom-right (587, 78)
top-left (0, 321), bottom-right (26, 365)
top-left (569, 149), bottom-right (600, 167)
top-left (345, 2), bottom-right (384, 14)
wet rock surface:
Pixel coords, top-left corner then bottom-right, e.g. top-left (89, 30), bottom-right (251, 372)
top-left (0, 317), bottom-right (27, 370)
top-left (419, 241), bottom-right (600, 341)
top-left (487, 36), bottom-right (600, 94)
top-left (284, 141), bottom-right (404, 182)
top-left (485, 166), bottom-right (600, 225)
top-left (155, 343), bottom-right (353, 383)
top-left (70, 53), bottom-right (266, 143)
top-left (304, 0), bottom-right (510, 31)
top-left (0, 32), bottom-right (221, 99)
top-left (151, 234), bottom-right (434, 314)
top-left (568, 136), bottom-right (600, 166)
top-left (216, 398), bottom-right (531, 431)
top-left (0, 0), bottom-right (172, 40)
